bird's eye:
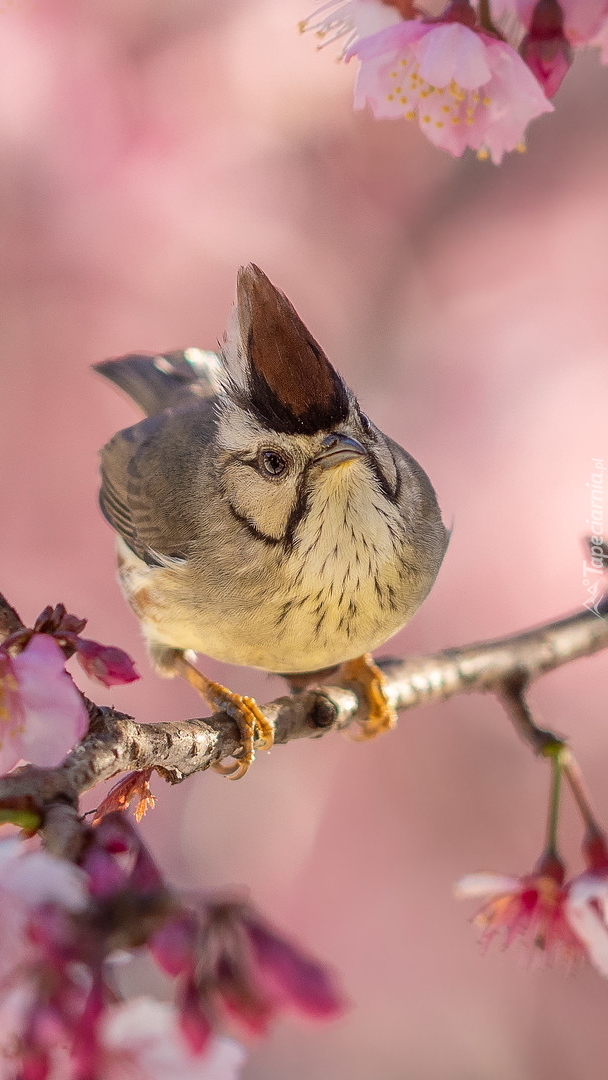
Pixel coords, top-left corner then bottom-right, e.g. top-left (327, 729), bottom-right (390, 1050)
top-left (259, 450), bottom-right (288, 478)
top-left (359, 412), bottom-right (374, 438)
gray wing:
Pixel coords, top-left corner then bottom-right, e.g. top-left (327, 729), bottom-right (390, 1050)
top-left (99, 399), bottom-right (217, 566)
top-left (94, 348), bottom-right (223, 418)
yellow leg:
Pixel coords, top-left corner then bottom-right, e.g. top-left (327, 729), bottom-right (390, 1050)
top-left (173, 654), bottom-right (274, 779)
top-left (338, 654), bottom-right (397, 741)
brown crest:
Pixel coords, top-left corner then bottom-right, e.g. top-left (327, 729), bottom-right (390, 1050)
top-left (235, 265), bottom-right (350, 435)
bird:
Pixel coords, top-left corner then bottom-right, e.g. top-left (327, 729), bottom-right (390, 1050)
top-left (95, 265), bottom-right (448, 777)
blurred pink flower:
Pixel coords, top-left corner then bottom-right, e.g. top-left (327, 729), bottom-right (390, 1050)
top-left (0, 634), bottom-right (88, 773)
top-left (495, 0), bottom-right (608, 43)
top-left (591, 13), bottom-right (608, 58)
top-left (456, 854), bottom-right (584, 959)
top-left (100, 999), bottom-right (245, 1080)
top-left (0, 837), bottom-right (86, 986)
top-left (150, 900), bottom-right (346, 1051)
top-left (240, 909), bottom-right (346, 1022)
top-left (82, 810), bottom-right (165, 899)
top-left (0, 840), bottom-right (86, 912)
top-left (566, 871), bottom-right (608, 977)
top-left (520, 0), bottom-right (572, 96)
top-left (565, 834), bottom-right (608, 978)
top-left (348, 5), bottom-right (553, 162)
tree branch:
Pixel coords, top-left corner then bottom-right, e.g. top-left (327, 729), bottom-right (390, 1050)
top-left (1, 592), bottom-right (606, 835)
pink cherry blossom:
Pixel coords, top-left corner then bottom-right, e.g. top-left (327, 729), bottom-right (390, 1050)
top-left (563, 833), bottom-right (608, 978)
top-left (495, 0), bottom-right (608, 44)
top-left (0, 634), bottom-right (88, 773)
top-left (456, 855), bottom-right (584, 960)
top-left (348, 14), bottom-right (553, 162)
top-left (100, 999), bottom-right (246, 1080)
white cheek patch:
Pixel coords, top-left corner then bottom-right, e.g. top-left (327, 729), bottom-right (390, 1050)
top-left (215, 401), bottom-right (266, 453)
top-left (215, 401), bottom-right (315, 465)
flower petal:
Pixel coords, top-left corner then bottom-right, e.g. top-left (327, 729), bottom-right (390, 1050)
top-left (455, 872), bottom-right (521, 899)
top-left (566, 874), bottom-right (608, 977)
top-left (102, 999), bottom-right (246, 1080)
top-left (353, 0), bottom-right (402, 37)
top-left (2, 849), bottom-right (87, 911)
top-left (243, 915), bottom-right (346, 1019)
top-left (348, 18), bottom-right (426, 62)
top-left (470, 39), bottom-right (553, 164)
top-left (12, 635), bottom-right (88, 767)
top-left (415, 23), bottom-right (492, 89)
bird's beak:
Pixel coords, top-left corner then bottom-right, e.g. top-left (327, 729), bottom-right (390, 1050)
top-left (314, 433), bottom-right (366, 470)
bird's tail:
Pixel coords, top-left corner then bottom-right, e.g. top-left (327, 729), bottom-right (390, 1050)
top-left (93, 348), bottom-right (223, 416)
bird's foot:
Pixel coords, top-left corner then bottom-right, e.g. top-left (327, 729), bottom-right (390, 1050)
top-left (339, 653), bottom-right (397, 741)
top-left (174, 655), bottom-right (274, 779)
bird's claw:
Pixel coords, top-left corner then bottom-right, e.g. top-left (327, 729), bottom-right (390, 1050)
top-left (172, 655), bottom-right (274, 778)
top-left (339, 653), bottom-right (397, 741)
top-left (210, 692), bottom-right (274, 779)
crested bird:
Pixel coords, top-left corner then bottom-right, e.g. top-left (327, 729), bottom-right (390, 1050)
top-left (96, 265), bottom-right (448, 777)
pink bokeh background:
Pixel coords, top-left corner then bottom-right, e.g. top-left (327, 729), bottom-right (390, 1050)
top-left (1, 1), bottom-right (608, 1076)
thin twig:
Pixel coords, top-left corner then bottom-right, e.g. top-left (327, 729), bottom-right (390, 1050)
top-left (563, 756), bottom-right (604, 836)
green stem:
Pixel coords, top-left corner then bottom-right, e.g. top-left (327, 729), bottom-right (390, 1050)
top-left (545, 750), bottom-right (563, 855)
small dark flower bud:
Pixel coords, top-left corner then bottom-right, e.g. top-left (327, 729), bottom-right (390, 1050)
top-left (520, 0), bottom-right (572, 97)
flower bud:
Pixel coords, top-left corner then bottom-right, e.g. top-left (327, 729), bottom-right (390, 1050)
top-left (520, 0), bottom-right (572, 96)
